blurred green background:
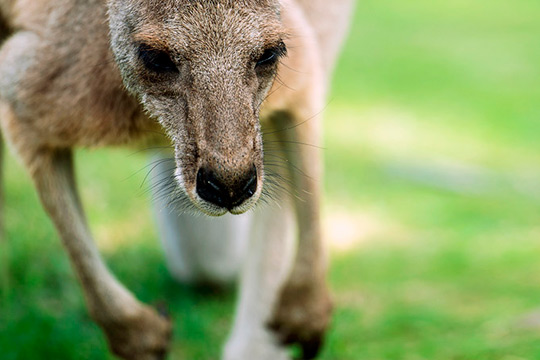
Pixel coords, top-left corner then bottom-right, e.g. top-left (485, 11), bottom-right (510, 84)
top-left (2, 0), bottom-right (540, 359)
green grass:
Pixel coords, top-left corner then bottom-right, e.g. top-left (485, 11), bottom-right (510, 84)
top-left (2, 0), bottom-right (540, 359)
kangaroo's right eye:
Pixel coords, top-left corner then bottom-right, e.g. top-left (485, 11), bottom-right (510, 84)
top-left (138, 44), bottom-right (178, 74)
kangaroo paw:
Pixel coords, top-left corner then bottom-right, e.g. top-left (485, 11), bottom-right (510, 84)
top-left (268, 280), bottom-right (333, 360)
top-left (98, 303), bottom-right (173, 360)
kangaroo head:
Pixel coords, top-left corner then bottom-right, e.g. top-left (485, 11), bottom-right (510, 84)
top-left (107, 0), bottom-right (287, 216)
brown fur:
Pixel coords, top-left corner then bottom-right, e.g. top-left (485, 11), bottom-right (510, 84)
top-left (0, 0), bottom-right (353, 358)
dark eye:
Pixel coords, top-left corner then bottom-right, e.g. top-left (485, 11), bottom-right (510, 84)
top-left (138, 44), bottom-right (178, 73)
top-left (256, 42), bottom-right (287, 68)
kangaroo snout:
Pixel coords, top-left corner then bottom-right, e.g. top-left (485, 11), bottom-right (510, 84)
top-left (196, 165), bottom-right (257, 212)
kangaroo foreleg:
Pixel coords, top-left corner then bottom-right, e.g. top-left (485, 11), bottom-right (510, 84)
top-left (22, 147), bottom-right (172, 360)
top-left (266, 110), bottom-right (332, 360)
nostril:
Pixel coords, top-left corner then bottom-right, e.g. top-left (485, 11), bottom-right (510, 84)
top-left (229, 165), bottom-right (258, 208)
top-left (240, 166), bottom-right (257, 200)
top-left (196, 168), bottom-right (228, 208)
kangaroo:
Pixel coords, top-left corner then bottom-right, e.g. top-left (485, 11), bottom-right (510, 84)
top-left (0, 0), bottom-right (353, 359)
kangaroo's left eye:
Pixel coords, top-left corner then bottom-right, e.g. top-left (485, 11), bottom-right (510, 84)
top-left (256, 42), bottom-right (287, 68)
top-left (138, 44), bottom-right (178, 74)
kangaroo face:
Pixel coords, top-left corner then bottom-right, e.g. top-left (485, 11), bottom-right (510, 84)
top-left (108, 0), bottom-right (286, 215)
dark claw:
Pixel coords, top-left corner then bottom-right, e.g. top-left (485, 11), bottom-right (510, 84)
top-left (154, 301), bottom-right (170, 319)
top-left (268, 320), bottom-right (325, 360)
top-left (280, 331), bottom-right (297, 346)
top-left (301, 336), bottom-right (323, 360)
top-left (266, 320), bottom-right (282, 333)
top-left (156, 349), bottom-right (168, 360)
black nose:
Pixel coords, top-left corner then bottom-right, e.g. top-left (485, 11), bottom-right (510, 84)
top-left (196, 166), bottom-right (257, 210)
